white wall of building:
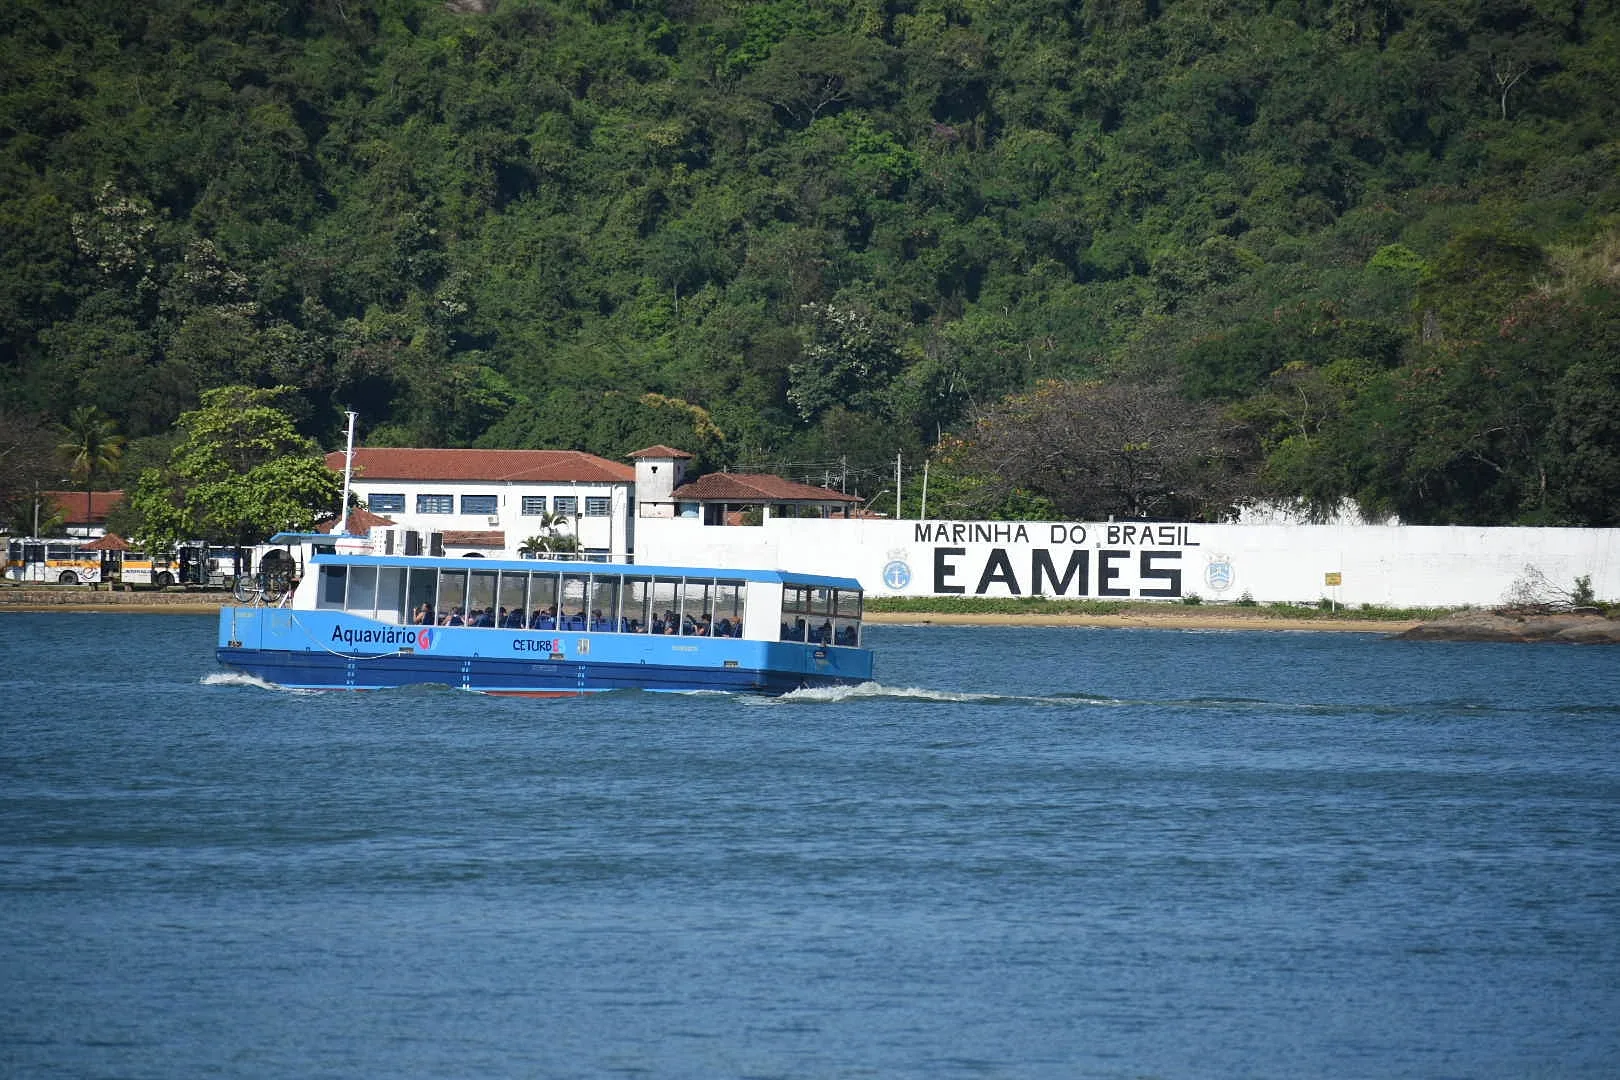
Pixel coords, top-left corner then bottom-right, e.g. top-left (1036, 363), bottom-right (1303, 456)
top-left (349, 478), bottom-right (632, 558)
top-left (634, 517), bottom-right (1620, 608)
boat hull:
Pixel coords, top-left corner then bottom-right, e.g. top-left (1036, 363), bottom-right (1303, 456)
top-left (215, 606), bottom-right (872, 695)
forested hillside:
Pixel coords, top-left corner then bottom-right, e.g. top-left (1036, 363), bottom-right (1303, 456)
top-left (3, 0), bottom-right (1618, 528)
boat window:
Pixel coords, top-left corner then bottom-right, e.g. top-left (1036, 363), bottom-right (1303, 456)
top-left (559, 574), bottom-right (590, 631)
top-left (347, 565), bottom-right (379, 613)
top-left (468, 569), bottom-right (498, 626)
top-left (406, 567), bottom-right (438, 624)
top-left (527, 572), bottom-right (560, 628)
top-left (318, 566), bottom-right (347, 610)
top-left (588, 576), bottom-right (620, 632)
top-left (679, 578), bottom-right (714, 635)
top-left (376, 567), bottom-right (407, 623)
top-left (621, 577), bottom-right (651, 633)
top-left (779, 585), bottom-right (809, 641)
top-left (498, 571), bottom-right (528, 628)
top-left (831, 587), bottom-right (863, 647)
top-left (650, 577), bottom-right (681, 635)
top-left (437, 568), bottom-right (469, 624)
top-left (711, 580), bottom-right (745, 638)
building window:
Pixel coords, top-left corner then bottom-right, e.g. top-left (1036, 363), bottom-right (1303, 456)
top-left (368, 493), bottom-right (406, 513)
top-left (417, 494), bottom-right (453, 514)
top-left (461, 494), bottom-right (498, 516)
top-left (553, 496), bottom-right (578, 515)
top-left (584, 496), bottom-right (611, 517)
top-left (521, 496), bottom-right (547, 515)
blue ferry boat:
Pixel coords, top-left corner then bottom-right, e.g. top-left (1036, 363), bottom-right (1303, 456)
top-left (216, 549), bottom-right (874, 695)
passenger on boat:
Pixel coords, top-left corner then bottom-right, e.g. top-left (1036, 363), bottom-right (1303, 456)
top-left (503, 607), bottom-right (526, 628)
top-left (412, 603), bottom-right (433, 625)
top-left (445, 607), bottom-right (464, 626)
top-left (529, 607), bottom-right (556, 630)
top-left (715, 617), bottom-right (733, 638)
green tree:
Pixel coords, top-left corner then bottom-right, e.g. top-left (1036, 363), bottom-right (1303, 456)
top-left (0, 408), bottom-right (60, 534)
top-left (127, 385), bottom-right (340, 546)
top-left (56, 405), bottom-right (125, 521)
top-left (518, 510), bottom-right (579, 555)
top-left (953, 379), bottom-right (1259, 521)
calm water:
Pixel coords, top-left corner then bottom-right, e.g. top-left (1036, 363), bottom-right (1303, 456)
top-left (2, 613), bottom-right (1618, 1079)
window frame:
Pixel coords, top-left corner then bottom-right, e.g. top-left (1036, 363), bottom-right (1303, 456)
top-left (416, 493), bottom-right (454, 515)
top-left (367, 493), bottom-right (406, 513)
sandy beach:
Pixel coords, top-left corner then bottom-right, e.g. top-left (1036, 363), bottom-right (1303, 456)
top-left (0, 587), bottom-right (1419, 632)
top-left (862, 609), bottom-right (1419, 633)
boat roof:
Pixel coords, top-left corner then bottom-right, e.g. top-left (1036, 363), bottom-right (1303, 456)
top-left (305, 551), bottom-right (864, 590)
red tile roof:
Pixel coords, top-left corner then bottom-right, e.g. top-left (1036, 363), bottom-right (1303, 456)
top-left (670, 473), bottom-right (859, 504)
top-left (326, 448), bottom-right (633, 484)
top-left (43, 490), bottom-right (124, 523)
top-left (440, 530), bottom-right (506, 548)
top-left (629, 445), bottom-right (693, 460)
top-left (82, 532), bottom-right (131, 551)
top-left (313, 506), bottom-right (397, 534)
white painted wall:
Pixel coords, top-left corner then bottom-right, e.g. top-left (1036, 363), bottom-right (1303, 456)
top-left (634, 517), bottom-right (1620, 608)
top-left (348, 478), bottom-right (630, 556)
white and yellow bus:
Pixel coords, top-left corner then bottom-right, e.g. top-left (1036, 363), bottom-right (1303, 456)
top-left (117, 549), bottom-right (183, 588)
top-left (4, 537), bottom-right (104, 585)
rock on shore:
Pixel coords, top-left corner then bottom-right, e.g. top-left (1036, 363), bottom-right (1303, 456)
top-left (1396, 609), bottom-right (1620, 644)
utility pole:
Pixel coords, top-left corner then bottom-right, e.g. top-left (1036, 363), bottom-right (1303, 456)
top-left (920, 458), bottom-right (929, 520)
top-left (337, 411), bottom-right (357, 535)
top-left (895, 452), bottom-right (902, 519)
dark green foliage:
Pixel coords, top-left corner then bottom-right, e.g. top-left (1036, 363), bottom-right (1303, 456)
top-left (2, 0), bottom-right (1619, 527)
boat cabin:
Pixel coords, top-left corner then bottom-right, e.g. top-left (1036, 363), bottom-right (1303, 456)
top-left (301, 554), bottom-right (865, 647)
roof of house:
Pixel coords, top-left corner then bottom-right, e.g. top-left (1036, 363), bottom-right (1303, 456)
top-left (313, 506), bottom-right (397, 534)
top-left (82, 532), bottom-right (130, 551)
top-left (669, 473), bottom-right (860, 504)
top-left (440, 530), bottom-right (506, 549)
top-left (42, 490), bottom-right (124, 523)
top-left (629, 445), bottom-right (693, 460)
top-left (325, 448), bottom-right (634, 484)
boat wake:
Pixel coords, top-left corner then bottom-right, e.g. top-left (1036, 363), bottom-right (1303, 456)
top-left (775, 682), bottom-right (1122, 706)
top-left (199, 671), bottom-right (321, 695)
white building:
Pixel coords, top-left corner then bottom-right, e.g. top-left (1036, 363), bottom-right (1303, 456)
top-left (325, 448), bottom-right (635, 559)
top-left (321, 446), bottom-right (1619, 608)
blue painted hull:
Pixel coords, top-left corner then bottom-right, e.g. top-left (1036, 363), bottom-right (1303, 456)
top-left (215, 607), bottom-right (872, 695)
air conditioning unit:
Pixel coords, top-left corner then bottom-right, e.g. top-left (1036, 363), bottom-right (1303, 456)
top-left (487, 515), bottom-right (499, 525)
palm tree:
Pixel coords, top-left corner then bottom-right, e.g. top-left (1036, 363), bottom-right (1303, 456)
top-left (57, 405), bottom-right (125, 522)
top-left (518, 509), bottom-right (578, 556)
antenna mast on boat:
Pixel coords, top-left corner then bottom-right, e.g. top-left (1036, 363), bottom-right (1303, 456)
top-left (337, 411), bottom-right (357, 535)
